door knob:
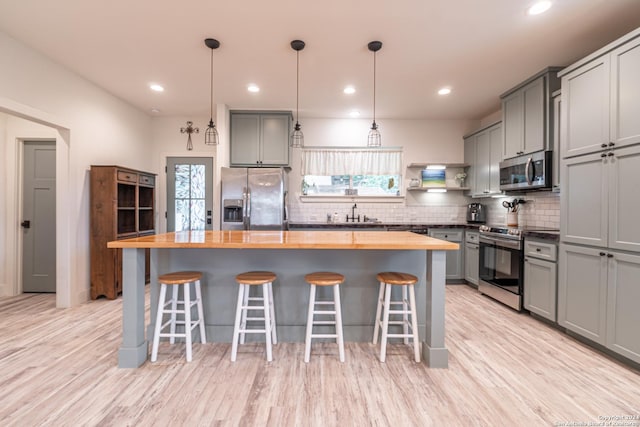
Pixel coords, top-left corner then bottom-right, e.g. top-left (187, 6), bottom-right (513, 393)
top-left (21, 220), bottom-right (31, 229)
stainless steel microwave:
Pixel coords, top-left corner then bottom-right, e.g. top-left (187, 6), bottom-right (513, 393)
top-left (499, 150), bottom-right (552, 191)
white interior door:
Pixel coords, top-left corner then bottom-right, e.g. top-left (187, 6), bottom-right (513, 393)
top-left (166, 157), bottom-right (214, 232)
top-left (22, 141), bottom-right (56, 293)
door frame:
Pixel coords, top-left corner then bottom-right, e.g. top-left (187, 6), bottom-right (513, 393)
top-left (1, 96), bottom-right (72, 307)
top-left (158, 152), bottom-right (217, 233)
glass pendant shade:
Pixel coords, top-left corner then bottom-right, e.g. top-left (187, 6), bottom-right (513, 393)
top-left (367, 122), bottom-right (381, 147)
top-left (290, 122), bottom-right (304, 148)
top-left (205, 119), bottom-right (219, 145)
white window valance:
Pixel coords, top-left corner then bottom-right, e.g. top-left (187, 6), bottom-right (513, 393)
top-left (301, 148), bottom-right (402, 176)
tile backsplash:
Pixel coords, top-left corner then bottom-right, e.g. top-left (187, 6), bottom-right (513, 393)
top-left (289, 191), bottom-right (559, 228)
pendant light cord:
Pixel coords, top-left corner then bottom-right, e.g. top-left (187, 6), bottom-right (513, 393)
top-left (373, 50), bottom-right (376, 126)
top-left (296, 50), bottom-right (300, 125)
top-left (210, 48), bottom-right (214, 123)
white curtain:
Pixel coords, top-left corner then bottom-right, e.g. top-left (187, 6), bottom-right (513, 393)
top-left (302, 148), bottom-right (402, 175)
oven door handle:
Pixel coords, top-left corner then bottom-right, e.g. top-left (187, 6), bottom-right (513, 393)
top-left (479, 235), bottom-right (521, 250)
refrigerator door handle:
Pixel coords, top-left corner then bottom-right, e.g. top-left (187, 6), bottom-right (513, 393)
top-left (245, 187), bottom-right (251, 230)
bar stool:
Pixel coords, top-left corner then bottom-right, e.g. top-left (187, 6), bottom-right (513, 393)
top-left (231, 271), bottom-right (278, 362)
top-left (372, 272), bottom-right (420, 363)
top-left (151, 271), bottom-right (206, 363)
top-left (304, 272), bottom-right (345, 363)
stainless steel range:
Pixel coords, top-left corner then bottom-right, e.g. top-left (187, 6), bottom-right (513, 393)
top-left (478, 225), bottom-right (524, 311)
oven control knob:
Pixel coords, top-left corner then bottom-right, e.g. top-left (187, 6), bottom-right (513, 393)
top-left (508, 229), bottom-right (521, 237)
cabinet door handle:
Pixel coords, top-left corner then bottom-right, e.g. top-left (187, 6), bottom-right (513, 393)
top-left (601, 153), bottom-right (607, 158)
top-left (607, 253), bottom-right (614, 258)
top-left (536, 248), bottom-right (541, 252)
top-left (608, 142), bottom-right (615, 147)
top-left (601, 143), bottom-right (608, 148)
top-left (607, 152), bottom-right (614, 157)
top-left (599, 252), bottom-right (606, 256)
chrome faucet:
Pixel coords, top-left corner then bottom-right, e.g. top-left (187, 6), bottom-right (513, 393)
top-left (346, 203), bottom-right (360, 223)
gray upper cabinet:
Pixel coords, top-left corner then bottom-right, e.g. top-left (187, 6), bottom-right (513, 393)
top-left (552, 91), bottom-right (561, 192)
top-left (560, 144), bottom-right (640, 251)
top-left (501, 68), bottom-right (561, 160)
top-left (230, 111), bottom-right (291, 167)
top-left (561, 34), bottom-right (640, 159)
top-left (610, 36), bottom-right (640, 148)
top-left (464, 122), bottom-right (502, 197)
top-left (561, 57), bottom-right (610, 158)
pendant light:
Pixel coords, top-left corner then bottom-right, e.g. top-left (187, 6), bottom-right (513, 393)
top-left (204, 38), bottom-right (220, 146)
top-left (290, 40), bottom-right (305, 148)
top-left (367, 41), bottom-right (382, 147)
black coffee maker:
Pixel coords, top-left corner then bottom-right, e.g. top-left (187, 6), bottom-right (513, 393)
top-left (466, 203), bottom-right (486, 224)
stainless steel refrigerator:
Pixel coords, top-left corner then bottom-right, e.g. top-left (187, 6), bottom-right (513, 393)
top-left (220, 167), bottom-right (288, 230)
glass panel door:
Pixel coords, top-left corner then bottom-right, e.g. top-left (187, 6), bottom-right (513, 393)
top-left (167, 157), bottom-right (213, 232)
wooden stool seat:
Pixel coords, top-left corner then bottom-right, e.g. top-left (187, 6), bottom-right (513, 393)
top-left (376, 272), bottom-right (418, 286)
top-left (158, 271), bottom-right (203, 285)
top-left (231, 271), bottom-right (278, 362)
top-left (304, 272), bottom-right (345, 363)
top-left (235, 271), bottom-right (277, 285)
top-left (151, 271), bottom-right (206, 363)
top-left (373, 271), bottom-right (420, 363)
top-left (305, 272), bottom-right (345, 286)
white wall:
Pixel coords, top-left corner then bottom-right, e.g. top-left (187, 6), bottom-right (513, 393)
top-left (0, 31), bottom-right (152, 305)
top-left (288, 117), bottom-right (477, 222)
top-left (0, 114), bottom-right (57, 296)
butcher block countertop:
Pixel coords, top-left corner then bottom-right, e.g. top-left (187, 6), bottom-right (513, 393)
top-left (107, 230), bottom-right (460, 251)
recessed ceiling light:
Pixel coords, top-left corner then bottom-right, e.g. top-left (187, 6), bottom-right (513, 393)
top-left (438, 87), bottom-right (452, 96)
top-left (527, 1), bottom-right (552, 15)
top-left (149, 83), bottom-right (164, 92)
top-left (344, 86), bottom-right (356, 95)
top-left (150, 108), bottom-right (161, 114)
top-left (247, 84), bottom-right (260, 93)
top-left (349, 110), bottom-right (360, 118)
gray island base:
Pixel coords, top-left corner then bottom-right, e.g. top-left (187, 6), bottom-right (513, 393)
top-left (113, 231), bottom-right (454, 369)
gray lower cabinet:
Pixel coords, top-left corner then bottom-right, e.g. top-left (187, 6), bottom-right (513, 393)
top-left (464, 232), bottom-right (479, 287)
top-left (558, 243), bottom-right (640, 364)
top-left (606, 250), bottom-right (640, 363)
top-left (558, 244), bottom-right (607, 344)
top-left (428, 229), bottom-right (464, 282)
top-left (523, 239), bottom-right (557, 322)
top-left (230, 111), bottom-right (291, 167)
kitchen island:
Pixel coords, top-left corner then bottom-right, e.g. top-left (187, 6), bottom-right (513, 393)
top-left (108, 230), bottom-right (459, 368)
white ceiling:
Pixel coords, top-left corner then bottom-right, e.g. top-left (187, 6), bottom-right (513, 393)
top-left (1, 0), bottom-right (640, 121)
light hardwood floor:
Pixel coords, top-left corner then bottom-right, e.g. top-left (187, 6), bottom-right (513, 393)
top-left (0, 285), bottom-right (638, 426)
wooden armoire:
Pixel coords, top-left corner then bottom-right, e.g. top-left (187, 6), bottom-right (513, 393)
top-left (90, 165), bottom-right (156, 299)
